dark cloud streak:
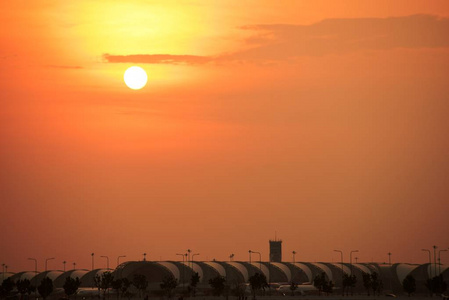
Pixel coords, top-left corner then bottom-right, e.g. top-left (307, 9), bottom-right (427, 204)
top-left (103, 54), bottom-right (211, 65)
top-left (103, 14), bottom-right (449, 65)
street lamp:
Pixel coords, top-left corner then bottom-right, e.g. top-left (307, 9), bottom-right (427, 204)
top-left (192, 253), bottom-right (200, 272)
top-left (73, 262), bottom-right (76, 270)
top-left (91, 253), bottom-right (95, 270)
top-left (422, 249), bottom-right (432, 277)
top-left (45, 257), bottom-right (55, 272)
top-left (176, 253), bottom-right (185, 289)
top-left (350, 250), bottom-right (358, 275)
top-left (117, 256), bottom-right (126, 267)
top-left (187, 249), bottom-right (191, 268)
top-left (192, 253), bottom-right (200, 267)
top-left (100, 256), bottom-right (109, 269)
top-left (388, 252), bottom-right (392, 265)
top-left (250, 250), bottom-right (261, 272)
top-left (334, 250), bottom-right (344, 296)
top-left (229, 254), bottom-right (234, 262)
top-left (248, 250), bottom-right (252, 263)
top-left (433, 246), bottom-right (438, 278)
top-left (63, 261), bottom-right (66, 272)
top-left (28, 258), bottom-right (38, 289)
top-left (143, 253), bottom-right (147, 261)
top-left (355, 257), bottom-right (358, 264)
top-left (438, 249), bottom-right (447, 275)
top-left (292, 251), bottom-right (296, 263)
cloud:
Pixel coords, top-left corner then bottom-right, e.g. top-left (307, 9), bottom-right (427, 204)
top-left (233, 14), bottom-right (449, 59)
top-left (103, 54), bottom-right (211, 65)
top-left (103, 14), bottom-right (449, 65)
top-left (47, 65), bottom-right (84, 69)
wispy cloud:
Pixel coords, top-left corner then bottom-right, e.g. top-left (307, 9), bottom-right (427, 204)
top-left (103, 14), bottom-right (449, 65)
top-left (103, 54), bottom-right (211, 65)
top-left (47, 65), bottom-right (84, 69)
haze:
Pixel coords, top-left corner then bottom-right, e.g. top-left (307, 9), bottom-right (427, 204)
top-left (1, 1), bottom-right (449, 272)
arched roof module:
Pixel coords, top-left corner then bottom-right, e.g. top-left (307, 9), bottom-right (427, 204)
top-left (181, 262), bottom-right (203, 282)
top-left (270, 263), bottom-right (291, 282)
top-left (353, 264), bottom-right (371, 274)
top-left (114, 261), bottom-right (179, 282)
top-left (396, 264), bottom-right (419, 283)
top-left (224, 262), bottom-right (249, 282)
top-left (33, 271), bottom-right (64, 285)
top-left (79, 269), bottom-right (111, 287)
top-left (292, 263), bottom-right (313, 282)
top-left (310, 263), bottom-right (333, 281)
top-left (54, 270), bottom-right (89, 288)
top-left (330, 263), bottom-right (351, 275)
top-left (0, 272), bottom-right (14, 284)
top-left (14, 271), bottom-right (36, 282)
top-left (156, 262), bottom-right (180, 281)
top-left (202, 262), bottom-right (226, 277)
top-left (249, 263), bottom-right (269, 279)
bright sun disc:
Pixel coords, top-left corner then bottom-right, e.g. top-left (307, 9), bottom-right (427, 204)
top-left (124, 66), bottom-right (148, 90)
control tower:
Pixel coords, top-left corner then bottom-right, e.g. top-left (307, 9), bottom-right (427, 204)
top-left (269, 238), bottom-right (282, 262)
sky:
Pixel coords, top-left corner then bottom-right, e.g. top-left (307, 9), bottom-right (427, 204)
top-left (1, 1), bottom-right (449, 272)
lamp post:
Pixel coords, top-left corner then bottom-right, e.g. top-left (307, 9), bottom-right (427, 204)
top-left (45, 257), bottom-right (55, 272)
top-left (422, 249), bottom-right (432, 277)
top-left (187, 249), bottom-right (191, 269)
top-left (438, 249), bottom-right (447, 275)
top-left (229, 254), bottom-right (234, 262)
top-left (249, 250), bottom-right (252, 263)
top-left (73, 262), bottom-right (76, 270)
top-left (250, 250), bottom-right (262, 272)
top-left (292, 251), bottom-right (296, 263)
top-left (28, 258), bottom-right (38, 289)
top-left (388, 252), bottom-right (392, 265)
top-left (117, 256), bottom-right (126, 267)
top-left (100, 256), bottom-right (109, 269)
top-left (91, 253), bottom-right (95, 271)
top-left (433, 246), bottom-right (437, 278)
top-left (176, 253), bottom-right (185, 289)
top-left (350, 250), bottom-right (358, 275)
top-left (355, 257), bottom-right (358, 264)
top-left (334, 250), bottom-right (344, 295)
top-left (63, 261), bottom-right (66, 272)
top-left (143, 253), bottom-right (147, 262)
top-left (192, 253), bottom-right (200, 268)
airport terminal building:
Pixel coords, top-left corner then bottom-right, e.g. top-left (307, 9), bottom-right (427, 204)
top-left (2, 260), bottom-right (448, 296)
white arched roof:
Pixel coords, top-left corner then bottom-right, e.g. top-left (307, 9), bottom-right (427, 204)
top-left (70, 270), bottom-right (89, 279)
top-left (181, 262), bottom-right (203, 282)
top-left (0, 273), bottom-right (14, 284)
top-left (310, 263), bottom-right (333, 281)
top-left (157, 262), bottom-right (180, 281)
top-left (397, 264), bottom-right (419, 283)
top-left (250, 263), bottom-right (269, 279)
top-left (203, 262), bottom-right (226, 277)
top-left (270, 263), bottom-right (291, 282)
top-left (292, 263), bottom-right (313, 282)
top-left (330, 263), bottom-right (351, 275)
top-left (10, 271), bottom-right (35, 282)
top-left (224, 262), bottom-right (249, 281)
top-left (353, 264), bottom-right (371, 274)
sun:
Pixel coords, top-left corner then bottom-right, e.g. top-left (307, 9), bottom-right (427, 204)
top-left (124, 66), bottom-right (148, 90)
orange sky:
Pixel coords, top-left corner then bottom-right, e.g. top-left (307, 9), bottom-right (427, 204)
top-left (1, 1), bottom-right (449, 272)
